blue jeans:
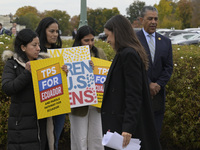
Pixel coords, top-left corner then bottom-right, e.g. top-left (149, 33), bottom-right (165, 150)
top-left (54, 114), bottom-right (66, 150)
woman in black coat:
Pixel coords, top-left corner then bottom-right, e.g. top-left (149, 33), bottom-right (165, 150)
top-left (1, 29), bottom-right (68, 150)
top-left (101, 15), bottom-right (162, 150)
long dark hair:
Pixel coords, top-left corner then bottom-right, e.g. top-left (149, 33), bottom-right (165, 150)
top-left (104, 15), bottom-right (148, 70)
top-left (72, 25), bottom-right (99, 58)
top-left (35, 17), bottom-right (62, 52)
top-left (14, 28), bottom-right (38, 62)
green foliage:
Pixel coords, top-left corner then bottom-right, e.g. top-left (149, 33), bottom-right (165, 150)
top-left (69, 15), bottom-right (80, 32)
top-left (14, 6), bottom-right (71, 36)
top-left (62, 39), bottom-right (74, 48)
top-left (159, 15), bottom-right (182, 29)
top-left (0, 35), bottom-right (14, 148)
top-left (93, 40), bottom-right (115, 61)
top-left (9, 0), bottom-right (200, 37)
top-left (191, 0), bottom-right (200, 27)
top-left (126, 0), bottom-right (145, 23)
top-left (176, 0), bottom-right (192, 28)
top-left (154, 0), bottom-right (181, 29)
top-left (0, 35), bottom-right (14, 54)
top-left (16, 13), bottom-right (40, 30)
top-left (161, 45), bottom-right (200, 149)
top-left (155, 0), bottom-right (173, 21)
top-left (15, 6), bottom-right (38, 18)
top-left (1, 36), bottom-right (200, 149)
top-left (87, 8), bottom-right (120, 35)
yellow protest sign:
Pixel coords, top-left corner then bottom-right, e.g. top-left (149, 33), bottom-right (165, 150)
top-left (31, 57), bottom-right (71, 119)
top-left (91, 57), bottom-right (112, 108)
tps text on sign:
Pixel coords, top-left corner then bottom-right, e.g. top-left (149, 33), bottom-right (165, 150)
top-left (91, 57), bottom-right (112, 108)
top-left (37, 63), bottom-right (63, 102)
top-left (93, 66), bottom-right (109, 108)
top-left (94, 66), bottom-right (109, 93)
top-left (31, 57), bottom-right (70, 119)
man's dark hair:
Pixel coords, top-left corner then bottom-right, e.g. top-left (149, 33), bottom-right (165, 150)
top-left (140, 6), bottom-right (158, 18)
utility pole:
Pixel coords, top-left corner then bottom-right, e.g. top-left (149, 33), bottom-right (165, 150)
top-left (78, 0), bottom-right (88, 28)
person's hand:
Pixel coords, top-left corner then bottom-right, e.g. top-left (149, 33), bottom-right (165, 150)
top-left (149, 82), bottom-right (161, 97)
top-left (122, 132), bottom-right (132, 148)
top-left (89, 60), bottom-right (94, 70)
top-left (61, 65), bottom-right (69, 76)
top-left (25, 61), bottom-right (31, 72)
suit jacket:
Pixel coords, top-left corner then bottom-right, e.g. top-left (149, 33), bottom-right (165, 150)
top-left (101, 47), bottom-right (161, 150)
top-left (136, 30), bottom-right (173, 112)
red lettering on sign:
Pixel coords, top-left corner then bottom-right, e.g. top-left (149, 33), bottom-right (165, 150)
top-left (40, 84), bottom-right (63, 102)
top-left (69, 90), bottom-right (94, 106)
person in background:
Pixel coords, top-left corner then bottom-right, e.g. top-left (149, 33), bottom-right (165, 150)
top-left (136, 6), bottom-right (173, 137)
top-left (69, 25), bottom-right (107, 150)
top-left (0, 23), bottom-right (11, 35)
top-left (101, 14), bottom-right (161, 150)
top-left (10, 23), bottom-right (18, 33)
top-left (11, 27), bottom-right (17, 37)
top-left (72, 28), bottom-right (77, 39)
top-left (35, 17), bottom-right (65, 150)
top-left (1, 28), bottom-right (67, 150)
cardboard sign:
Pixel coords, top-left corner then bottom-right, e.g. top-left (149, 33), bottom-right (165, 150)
top-left (48, 46), bottom-right (98, 108)
top-left (91, 57), bottom-right (112, 108)
top-left (31, 57), bottom-right (71, 119)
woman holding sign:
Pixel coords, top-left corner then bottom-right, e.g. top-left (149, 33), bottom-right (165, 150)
top-left (36, 17), bottom-right (65, 150)
top-left (101, 15), bottom-right (161, 150)
top-left (69, 25), bottom-right (107, 150)
top-left (2, 29), bottom-right (50, 150)
top-left (1, 29), bottom-right (68, 150)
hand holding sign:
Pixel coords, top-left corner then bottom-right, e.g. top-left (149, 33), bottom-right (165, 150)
top-left (25, 61), bottom-right (31, 72)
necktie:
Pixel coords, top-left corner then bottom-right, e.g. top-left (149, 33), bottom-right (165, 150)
top-left (148, 34), bottom-right (155, 63)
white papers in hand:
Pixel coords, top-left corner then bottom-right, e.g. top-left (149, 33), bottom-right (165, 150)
top-left (102, 131), bottom-right (141, 150)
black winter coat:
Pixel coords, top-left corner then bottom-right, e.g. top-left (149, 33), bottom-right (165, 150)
top-left (101, 48), bottom-right (161, 150)
top-left (1, 51), bottom-right (49, 150)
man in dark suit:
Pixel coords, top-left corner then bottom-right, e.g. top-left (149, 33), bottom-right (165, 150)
top-left (136, 6), bottom-right (173, 137)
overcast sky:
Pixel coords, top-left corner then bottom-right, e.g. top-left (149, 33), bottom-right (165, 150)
top-left (0, 0), bottom-right (160, 17)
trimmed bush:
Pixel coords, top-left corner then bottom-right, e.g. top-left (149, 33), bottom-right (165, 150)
top-left (161, 45), bottom-right (200, 149)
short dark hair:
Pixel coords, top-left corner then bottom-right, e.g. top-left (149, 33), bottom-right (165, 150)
top-left (0, 23), bottom-right (2, 26)
top-left (140, 6), bottom-right (158, 18)
top-left (35, 17), bottom-right (62, 52)
top-left (72, 25), bottom-right (99, 58)
top-left (14, 29), bottom-right (38, 62)
top-left (104, 14), bottom-right (148, 70)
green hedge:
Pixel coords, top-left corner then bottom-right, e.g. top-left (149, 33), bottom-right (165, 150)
top-left (161, 45), bottom-right (200, 149)
top-left (0, 34), bottom-right (200, 149)
top-left (0, 34), bottom-right (13, 149)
